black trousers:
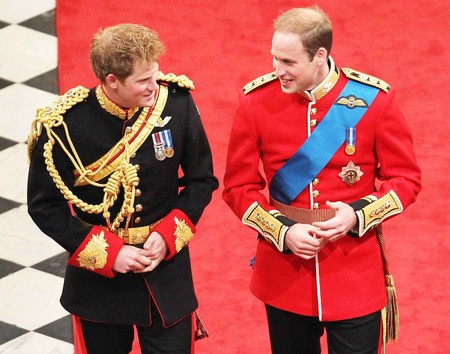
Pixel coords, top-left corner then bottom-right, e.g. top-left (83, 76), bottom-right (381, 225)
top-left (80, 304), bottom-right (193, 354)
top-left (265, 304), bottom-right (381, 354)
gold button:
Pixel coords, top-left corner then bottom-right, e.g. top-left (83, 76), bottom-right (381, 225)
top-left (310, 108), bottom-right (317, 116)
top-left (312, 178), bottom-right (319, 185)
top-left (135, 204), bottom-right (143, 212)
top-left (310, 119), bottom-right (317, 127)
top-left (134, 164), bottom-right (140, 171)
top-left (125, 127), bottom-right (132, 134)
top-left (134, 217), bottom-right (141, 224)
top-left (313, 190), bottom-right (320, 198)
top-left (135, 189), bottom-right (142, 197)
top-left (313, 203), bottom-right (319, 209)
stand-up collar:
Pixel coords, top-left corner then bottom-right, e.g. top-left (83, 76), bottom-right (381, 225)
top-left (95, 85), bottom-right (139, 120)
top-left (300, 56), bottom-right (339, 102)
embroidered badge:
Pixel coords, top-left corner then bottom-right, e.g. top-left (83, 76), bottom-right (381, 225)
top-left (76, 231), bottom-right (109, 270)
top-left (335, 95), bottom-right (368, 109)
top-left (155, 116), bottom-right (172, 127)
top-left (339, 161), bottom-right (363, 186)
top-left (174, 217), bottom-right (194, 252)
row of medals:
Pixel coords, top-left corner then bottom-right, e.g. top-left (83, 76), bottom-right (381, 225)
top-left (154, 142), bottom-right (174, 161)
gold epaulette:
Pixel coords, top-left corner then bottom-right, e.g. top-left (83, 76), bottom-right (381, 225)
top-left (27, 86), bottom-right (90, 163)
top-left (242, 72), bottom-right (277, 95)
top-left (158, 71), bottom-right (195, 90)
top-left (342, 68), bottom-right (390, 93)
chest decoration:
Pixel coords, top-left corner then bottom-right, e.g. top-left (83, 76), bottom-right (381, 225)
top-left (156, 115), bottom-right (172, 127)
top-left (152, 129), bottom-right (174, 161)
top-left (345, 127), bottom-right (356, 155)
top-left (339, 161), bottom-right (363, 186)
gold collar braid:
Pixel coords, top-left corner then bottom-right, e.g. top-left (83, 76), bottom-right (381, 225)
top-left (95, 85), bottom-right (139, 119)
top-left (300, 56), bottom-right (340, 102)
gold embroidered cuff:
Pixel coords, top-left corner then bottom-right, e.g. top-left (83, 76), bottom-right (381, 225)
top-left (67, 226), bottom-right (125, 278)
top-left (356, 191), bottom-right (403, 236)
top-left (151, 209), bottom-right (196, 260)
top-left (242, 202), bottom-right (289, 252)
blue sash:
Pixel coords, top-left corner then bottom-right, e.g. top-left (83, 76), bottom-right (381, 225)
top-left (269, 80), bottom-right (378, 204)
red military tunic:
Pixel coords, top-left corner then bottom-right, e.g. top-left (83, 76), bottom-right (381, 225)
top-left (222, 57), bottom-right (421, 321)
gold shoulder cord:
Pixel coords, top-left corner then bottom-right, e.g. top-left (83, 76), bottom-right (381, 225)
top-left (157, 71), bottom-right (195, 90)
top-left (27, 86), bottom-right (165, 232)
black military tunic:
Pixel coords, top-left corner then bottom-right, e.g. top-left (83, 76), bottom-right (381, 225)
top-left (27, 75), bottom-right (218, 326)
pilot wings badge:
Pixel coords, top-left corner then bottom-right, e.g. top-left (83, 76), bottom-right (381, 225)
top-left (335, 95), bottom-right (368, 109)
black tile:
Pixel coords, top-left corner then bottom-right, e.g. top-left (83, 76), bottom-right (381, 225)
top-left (18, 9), bottom-right (56, 37)
top-left (0, 77), bottom-right (14, 90)
top-left (0, 321), bottom-right (28, 345)
top-left (34, 315), bottom-right (73, 344)
top-left (0, 20), bottom-right (10, 30)
top-left (0, 259), bottom-right (25, 279)
top-left (22, 68), bottom-right (59, 95)
top-left (31, 252), bottom-right (68, 278)
top-left (0, 136), bottom-right (18, 150)
top-left (0, 197), bottom-right (21, 214)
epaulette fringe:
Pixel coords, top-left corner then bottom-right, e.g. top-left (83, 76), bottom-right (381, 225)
top-left (158, 71), bottom-right (195, 90)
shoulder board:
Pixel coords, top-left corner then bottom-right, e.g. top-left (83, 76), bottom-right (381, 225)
top-left (342, 68), bottom-right (390, 93)
top-left (243, 72), bottom-right (277, 95)
top-left (158, 71), bottom-right (194, 91)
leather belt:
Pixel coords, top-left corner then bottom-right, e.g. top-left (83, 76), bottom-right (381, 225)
top-left (270, 197), bottom-right (335, 224)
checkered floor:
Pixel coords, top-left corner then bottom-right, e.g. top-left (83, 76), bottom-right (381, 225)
top-left (0, 1), bottom-right (75, 353)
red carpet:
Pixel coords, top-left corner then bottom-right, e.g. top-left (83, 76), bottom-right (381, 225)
top-left (56, 1), bottom-right (450, 352)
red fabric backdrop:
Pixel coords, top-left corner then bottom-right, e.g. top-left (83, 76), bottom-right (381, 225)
top-left (56, 1), bottom-right (450, 352)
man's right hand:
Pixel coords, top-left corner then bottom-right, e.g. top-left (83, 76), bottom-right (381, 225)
top-left (112, 245), bottom-right (152, 273)
top-left (284, 223), bottom-right (327, 260)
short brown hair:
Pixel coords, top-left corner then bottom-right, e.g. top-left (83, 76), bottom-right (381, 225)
top-left (90, 23), bottom-right (165, 82)
top-left (274, 6), bottom-right (332, 60)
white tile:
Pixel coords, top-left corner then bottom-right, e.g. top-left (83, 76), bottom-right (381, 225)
top-left (0, 268), bottom-right (68, 330)
top-left (0, 331), bottom-right (73, 354)
top-left (0, 25), bottom-right (56, 82)
top-left (0, 0), bottom-right (55, 24)
top-left (0, 205), bottom-right (66, 267)
top-left (0, 84), bottom-right (57, 143)
top-left (0, 144), bottom-right (28, 203)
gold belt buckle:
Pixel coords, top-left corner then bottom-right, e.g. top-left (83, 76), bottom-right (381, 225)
top-left (118, 225), bottom-right (150, 244)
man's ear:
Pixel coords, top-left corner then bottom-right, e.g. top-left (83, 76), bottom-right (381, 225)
top-left (105, 73), bottom-right (119, 89)
top-left (315, 47), bottom-right (328, 65)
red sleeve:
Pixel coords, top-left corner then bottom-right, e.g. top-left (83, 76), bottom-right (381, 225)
top-left (223, 93), bottom-right (274, 218)
top-left (67, 225), bottom-right (125, 278)
top-left (151, 209), bottom-right (196, 260)
top-left (350, 89), bottom-right (421, 236)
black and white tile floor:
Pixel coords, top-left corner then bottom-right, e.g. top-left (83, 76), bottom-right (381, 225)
top-left (0, 0), bottom-right (75, 352)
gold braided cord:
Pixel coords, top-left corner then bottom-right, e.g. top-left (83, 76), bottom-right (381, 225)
top-left (28, 86), bottom-right (140, 232)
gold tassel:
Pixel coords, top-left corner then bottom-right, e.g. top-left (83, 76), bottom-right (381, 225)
top-left (376, 226), bottom-right (399, 345)
top-left (194, 311), bottom-right (209, 341)
top-left (383, 274), bottom-right (399, 343)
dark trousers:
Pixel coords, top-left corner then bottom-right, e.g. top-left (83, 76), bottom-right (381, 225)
top-left (80, 305), bottom-right (193, 354)
top-left (265, 304), bottom-right (381, 354)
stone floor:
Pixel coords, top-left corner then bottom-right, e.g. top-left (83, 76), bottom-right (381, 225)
top-left (0, 1), bottom-right (74, 353)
